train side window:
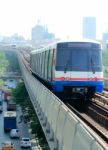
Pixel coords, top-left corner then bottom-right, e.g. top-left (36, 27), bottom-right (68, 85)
top-left (52, 49), bottom-right (56, 79)
top-left (40, 53), bottom-right (42, 76)
top-left (43, 51), bottom-right (46, 78)
top-left (41, 52), bottom-right (44, 78)
top-left (31, 55), bottom-right (35, 72)
top-left (36, 54), bottom-right (38, 73)
top-left (34, 54), bottom-right (36, 73)
top-left (35, 54), bottom-right (37, 73)
top-left (30, 54), bottom-right (32, 67)
top-left (31, 54), bottom-right (33, 71)
top-left (33, 54), bottom-right (36, 72)
top-left (37, 54), bottom-right (39, 74)
top-left (37, 53), bottom-right (39, 75)
top-left (38, 53), bottom-right (40, 75)
top-left (39, 53), bottom-right (41, 75)
top-left (34, 54), bottom-right (36, 72)
top-left (45, 50), bottom-right (49, 79)
top-left (47, 50), bottom-right (50, 80)
top-left (48, 49), bottom-right (53, 80)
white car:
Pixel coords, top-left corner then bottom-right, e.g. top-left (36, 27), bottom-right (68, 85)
top-left (20, 137), bottom-right (31, 148)
top-left (10, 129), bottom-right (20, 138)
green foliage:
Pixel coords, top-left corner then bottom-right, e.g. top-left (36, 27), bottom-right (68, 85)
top-left (102, 50), bottom-right (108, 74)
top-left (5, 51), bottom-right (20, 72)
top-left (12, 82), bottom-right (28, 104)
top-left (102, 50), bottom-right (108, 66)
top-left (30, 120), bottom-right (49, 149)
top-left (0, 79), bottom-right (5, 88)
top-left (104, 66), bottom-right (108, 74)
top-left (12, 82), bottom-right (49, 149)
top-left (30, 121), bottom-right (39, 133)
top-left (104, 66), bottom-right (108, 72)
top-left (0, 52), bottom-right (9, 75)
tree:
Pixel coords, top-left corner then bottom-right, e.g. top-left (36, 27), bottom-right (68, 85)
top-left (102, 50), bottom-right (108, 74)
top-left (12, 82), bottom-right (28, 104)
top-left (102, 50), bottom-right (108, 66)
top-left (5, 51), bottom-right (20, 72)
top-left (12, 82), bottom-right (49, 149)
top-left (0, 52), bottom-right (9, 75)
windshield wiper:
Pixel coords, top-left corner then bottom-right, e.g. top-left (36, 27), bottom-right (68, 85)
top-left (91, 57), bottom-right (95, 74)
top-left (64, 59), bottom-right (70, 73)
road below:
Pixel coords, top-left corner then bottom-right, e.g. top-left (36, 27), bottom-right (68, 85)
top-left (0, 100), bottom-right (32, 150)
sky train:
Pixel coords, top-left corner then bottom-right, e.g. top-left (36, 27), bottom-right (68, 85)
top-left (30, 39), bottom-right (104, 100)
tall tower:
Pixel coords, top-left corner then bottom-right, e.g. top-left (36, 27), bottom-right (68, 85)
top-left (83, 17), bottom-right (96, 39)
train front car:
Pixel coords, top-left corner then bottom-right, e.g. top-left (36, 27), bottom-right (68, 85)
top-left (53, 40), bottom-right (104, 100)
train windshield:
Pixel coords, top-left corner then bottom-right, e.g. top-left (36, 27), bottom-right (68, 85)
top-left (56, 42), bottom-right (102, 72)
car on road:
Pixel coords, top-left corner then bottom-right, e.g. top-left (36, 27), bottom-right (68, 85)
top-left (20, 137), bottom-right (31, 148)
top-left (2, 141), bottom-right (14, 150)
top-left (10, 129), bottom-right (20, 138)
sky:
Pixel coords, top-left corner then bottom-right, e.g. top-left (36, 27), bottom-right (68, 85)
top-left (0, 0), bottom-right (108, 40)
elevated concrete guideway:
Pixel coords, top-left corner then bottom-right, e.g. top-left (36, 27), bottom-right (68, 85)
top-left (17, 51), bottom-right (108, 150)
top-left (0, 45), bottom-right (107, 150)
top-left (0, 45), bottom-right (17, 52)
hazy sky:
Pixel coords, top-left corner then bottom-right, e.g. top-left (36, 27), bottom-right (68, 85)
top-left (0, 0), bottom-right (108, 39)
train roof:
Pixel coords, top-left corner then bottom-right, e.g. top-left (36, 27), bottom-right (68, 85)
top-left (31, 38), bottom-right (100, 54)
top-left (59, 38), bottom-right (100, 43)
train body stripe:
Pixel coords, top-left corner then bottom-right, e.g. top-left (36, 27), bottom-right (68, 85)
top-left (53, 77), bottom-right (103, 81)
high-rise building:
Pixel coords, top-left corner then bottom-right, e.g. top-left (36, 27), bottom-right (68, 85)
top-left (31, 23), bottom-right (55, 42)
top-left (83, 17), bottom-right (96, 39)
top-left (103, 32), bottom-right (108, 41)
top-left (102, 31), bottom-right (108, 49)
